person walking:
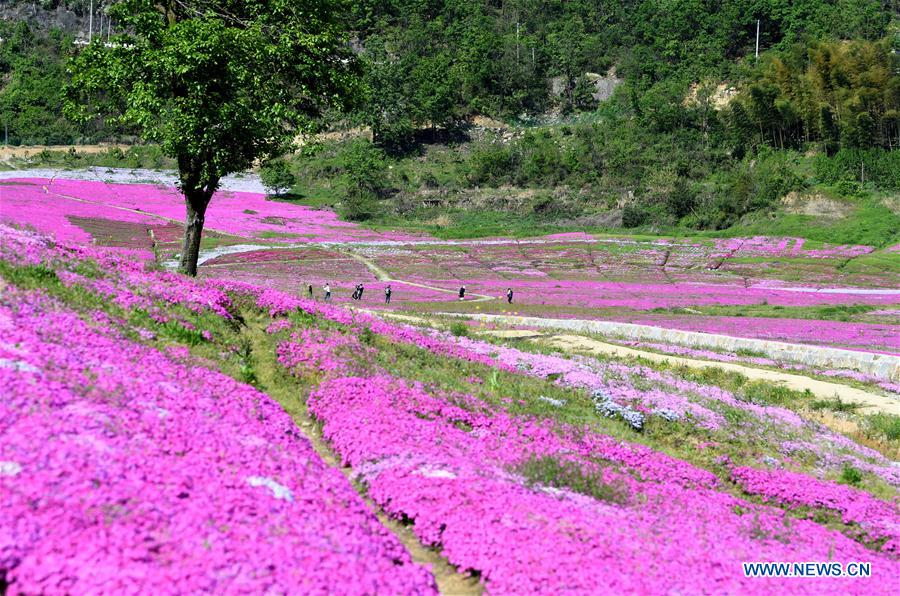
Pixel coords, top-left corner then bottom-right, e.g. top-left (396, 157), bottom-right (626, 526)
top-left (323, 283), bottom-right (331, 302)
top-left (352, 284), bottom-right (360, 300)
top-left (307, 283), bottom-right (313, 299)
top-left (358, 284), bottom-right (365, 300)
top-left (506, 287), bottom-right (513, 304)
top-left (458, 286), bottom-right (466, 301)
top-left (385, 284), bottom-right (392, 304)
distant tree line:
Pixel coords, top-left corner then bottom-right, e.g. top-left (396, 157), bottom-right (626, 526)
top-left (349, 0), bottom-right (896, 147)
top-left (2, 0), bottom-right (897, 148)
top-left (728, 38), bottom-right (900, 153)
top-left (0, 18), bottom-right (131, 144)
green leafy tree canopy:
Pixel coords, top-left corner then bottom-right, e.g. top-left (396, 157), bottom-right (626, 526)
top-left (65, 0), bottom-right (360, 274)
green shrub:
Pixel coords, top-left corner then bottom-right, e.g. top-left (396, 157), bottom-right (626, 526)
top-left (809, 398), bottom-right (860, 413)
top-left (338, 140), bottom-right (388, 221)
top-left (467, 143), bottom-right (514, 185)
top-left (516, 456), bottom-right (628, 504)
top-left (815, 149), bottom-right (900, 191)
top-left (449, 321), bottom-right (470, 337)
top-left (621, 204), bottom-right (649, 228)
top-left (259, 159), bottom-right (296, 196)
top-left (838, 465), bottom-right (863, 487)
top-left (864, 413), bottom-right (900, 442)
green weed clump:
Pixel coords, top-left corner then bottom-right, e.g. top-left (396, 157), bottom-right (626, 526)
top-left (838, 465), bottom-right (863, 487)
top-left (515, 456), bottom-right (629, 505)
top-left (449, 321), bottom-right (470, 337)
top-left (864, 413), bottom-right (900, 442)
top-left (809, 398), bottom-right (861, 413)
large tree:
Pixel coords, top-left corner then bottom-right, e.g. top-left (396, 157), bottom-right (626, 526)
top-left (65, 0), bottom-right (360, 275)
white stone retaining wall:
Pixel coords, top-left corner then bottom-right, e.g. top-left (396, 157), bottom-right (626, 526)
top-left (446, 313), bottom-right (900, 382)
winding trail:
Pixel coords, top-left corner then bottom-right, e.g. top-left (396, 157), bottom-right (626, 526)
top-left (539, 333), bottom-right (900, 415)
top-left (343, 250), bottom-right (495, 302)
top-left (374, 311), bottom-right (900, 415)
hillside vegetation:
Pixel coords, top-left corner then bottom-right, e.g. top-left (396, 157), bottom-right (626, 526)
top-left (2, 1), bottom-right (899, 237)
top-left (3, 222), bottom-right (899, 591)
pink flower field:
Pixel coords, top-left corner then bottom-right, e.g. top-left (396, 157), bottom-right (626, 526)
top-left (617, 313), bottom-right (900, 354)
top-left (2, 220), bottom-right (899, 593)
top-left (0, 172), bottom-right (900, 594)
top-left (454, 278), bottom-right (900, 310)
top-left (0, 178), bottom-right (427, 244)
top-left (0, 291), bottom-right (435, 593)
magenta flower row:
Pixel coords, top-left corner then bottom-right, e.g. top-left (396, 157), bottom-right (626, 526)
top-left (0, 289), bottom-right (436, 593)
top-left (306, 375), bottom-right (898, 593)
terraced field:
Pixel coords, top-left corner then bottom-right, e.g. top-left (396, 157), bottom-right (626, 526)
top-left (1, 173), bottom-right (898, 591)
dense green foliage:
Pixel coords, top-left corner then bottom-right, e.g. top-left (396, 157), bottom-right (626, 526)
top-left (0, 22), bottom-right (82, 144)
top-left (259, 159), bottom-right (297, 196)
top-left (338, 139), bottom-right (389, 220)
top-left (3, 0), bottom-right (899, 239)
top-left (727, 39), bottom-right (900, 153)
top-left (349, 0), bottom-right (896, 144)
top-left (65, 0), bottom-right (360, 274)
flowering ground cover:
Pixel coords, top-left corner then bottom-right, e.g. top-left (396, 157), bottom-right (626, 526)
top-left (613, 313), bottom-right (900, 354)
top-left (450, 278), bottom-right (900, 310)
top-left (200, 262), bottom-right (455, 306)
top-left (3, 188), bottom-right (900, 592)
top-left (305, 376), bottom-right (898, 592)
top-left (262, 315), bottom-right (900, 590)
top-left (4, 175), bottom-right (897, 357)
top-left (0, 177), bottom-right (427, 245)
top-left (0, 290), bottom-right (435, 593)
top-left (0, 180), bottom-right (160, 260)
top-left (368, 236), bottom-right (895, 286)
top-left (603, 339), bottom-right (900, 396)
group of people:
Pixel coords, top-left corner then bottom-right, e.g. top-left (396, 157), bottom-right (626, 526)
top-left (306, 283), bottom-right (513, 304)
top-left (458, 287), bottom-right (514, 303)
top-left (309, 283), bottom-right (331, 301)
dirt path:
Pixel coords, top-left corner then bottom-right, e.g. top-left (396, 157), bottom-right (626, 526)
top-left (441, 312), bottom-right (900, 382)
top-left (241, 315), bottom-right (481, 595)
top-left (374, 312), bottom-right (900, 415)
top-left (523, 332), bottom-right (900, 415)
top-left (342, 249), bottom-right (496, 302)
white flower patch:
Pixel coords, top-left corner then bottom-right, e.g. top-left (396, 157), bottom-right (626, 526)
top-left (0, 461), bottom-right (22, 476)
top-left (415, 465), bottom-right (457, 479)
top-left (538, 395), bottom-right (567, 408)
top-left (246, 476), bottom-right (294, 502)
top-left (0, 358), bottom-right (41, 374)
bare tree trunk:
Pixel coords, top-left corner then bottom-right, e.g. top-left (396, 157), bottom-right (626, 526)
top-left (176, 153), bottom-right (219, 276)
top-left (179, 191), bottom-right (208, 276)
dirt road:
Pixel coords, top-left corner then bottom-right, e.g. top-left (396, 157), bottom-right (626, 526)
top-left (539, 333), bottom-right (900, 415)
top-left (376, 313), bottom-right (900, 415)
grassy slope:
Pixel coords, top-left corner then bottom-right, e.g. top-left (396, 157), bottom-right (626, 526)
top-left (3, 257), bottom-right (897, 502)
top-left (8, 140), bottom-right (900, 248)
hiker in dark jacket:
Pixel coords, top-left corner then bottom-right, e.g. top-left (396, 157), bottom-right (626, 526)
top-left (358, 284), bottom-right (365, 300)
top-left (458, 286), bottom-right (466, 300)
top-left (385, 285), bottom-right (392, 304)
top-left (507, 288), bottom-right (513, 304)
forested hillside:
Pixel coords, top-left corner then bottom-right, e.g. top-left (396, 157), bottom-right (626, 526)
top-left (2, 0), bottom-right (899, 236)
top-left (350, 0), bottom-right (896, 144)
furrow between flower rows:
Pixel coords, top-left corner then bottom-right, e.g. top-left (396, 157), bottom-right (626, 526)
top-left (305, 375), bottom-right (898, 593)
top-left (0, 289), bottom-right (436, 593)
